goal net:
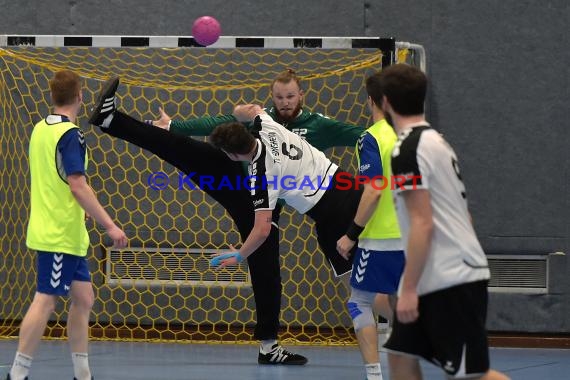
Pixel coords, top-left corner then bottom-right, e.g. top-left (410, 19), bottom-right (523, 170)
top-left (0, 36), bottom-right (422, 345)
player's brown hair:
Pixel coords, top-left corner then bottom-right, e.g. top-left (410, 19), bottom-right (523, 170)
top-left (365, 71), bottom-right (384, 106)
top-left (378, 64), bottom-right (426, 115)
top-left (209, 122), bottom-right (256, 155)
top-left (49, 70), bottom-right (82, 107)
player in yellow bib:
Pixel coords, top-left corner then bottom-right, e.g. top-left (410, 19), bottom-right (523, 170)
top-left (336, 72), bottom-right (404, 380)
top-left (7, 70), bottom-right (127, 380)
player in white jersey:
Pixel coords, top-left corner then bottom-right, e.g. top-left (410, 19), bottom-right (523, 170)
top-left (208, 105), bottom-right (363, 279)
top-left (378, 64), bottom-right (509, 380)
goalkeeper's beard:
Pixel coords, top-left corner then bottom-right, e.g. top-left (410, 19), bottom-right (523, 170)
top-left (275, 102), bottom-right (302, 123)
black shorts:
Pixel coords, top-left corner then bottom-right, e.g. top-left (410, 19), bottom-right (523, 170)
top-left (306, 170), bottom-right (363, 277)
top-left (384, 280), bottom-right (490, 378)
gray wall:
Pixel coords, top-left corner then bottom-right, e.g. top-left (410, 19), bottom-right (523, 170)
top-left (1, 0), bottom-right (568, 332)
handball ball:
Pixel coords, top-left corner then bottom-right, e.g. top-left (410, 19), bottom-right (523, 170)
top-left (192, 16), bottom-right (221, 46)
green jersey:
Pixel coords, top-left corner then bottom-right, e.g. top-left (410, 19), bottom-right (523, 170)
top-left (169, 106), bottom-right (365, 148)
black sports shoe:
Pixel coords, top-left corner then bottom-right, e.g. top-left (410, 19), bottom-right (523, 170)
top-left (88, 77), bottom-right (119, 127)
top-left (5, 374), bottom-right (27, 380)
top-left (73, 377), bottom-right (94, 380)
top-left (258, 344), bottom-right (308, 365)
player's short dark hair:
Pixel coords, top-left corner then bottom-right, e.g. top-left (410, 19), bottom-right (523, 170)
top-left (365, 71), bottom-right (384, 106)
top-left (378, 64), bottom-right (426, 115)
top-left (209, 122), bottom-right (256, 155)
top-left (49, 70), bottom-right (82, 106)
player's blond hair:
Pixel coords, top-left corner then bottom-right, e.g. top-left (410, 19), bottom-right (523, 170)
top-left (271, 69), bottom-right (301, 92)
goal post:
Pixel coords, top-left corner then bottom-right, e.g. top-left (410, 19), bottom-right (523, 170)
top-left (0, 35), bottom-right (426, 344)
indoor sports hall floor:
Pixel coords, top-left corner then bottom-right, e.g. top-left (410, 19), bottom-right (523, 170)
top-left (1, 338), bottom-right (569, 379)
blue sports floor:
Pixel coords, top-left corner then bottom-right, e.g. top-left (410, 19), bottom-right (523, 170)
top-left (1, 338), bottom-right (569, 379)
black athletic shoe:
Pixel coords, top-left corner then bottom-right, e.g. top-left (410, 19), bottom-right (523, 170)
top-left (5, 374), bottom-right (27, 380)
top-left (88, 77), bottom-right (119, 127)
top-left (258, 344), bottom-right (308, 365)
top-left (73, 377), bottom-right (94, 380)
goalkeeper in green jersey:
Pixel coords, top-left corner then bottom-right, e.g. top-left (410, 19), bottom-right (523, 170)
top-left (152, 69), bottom-right (363, 152)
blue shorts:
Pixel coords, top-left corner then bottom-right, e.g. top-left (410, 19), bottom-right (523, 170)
top-left (36, 251), bottom-right (91, 296)
top-left (350, 249), bottom-right (404, 294)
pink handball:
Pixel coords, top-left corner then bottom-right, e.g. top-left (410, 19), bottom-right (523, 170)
top-left (192, 16), bottom-right (221, 46)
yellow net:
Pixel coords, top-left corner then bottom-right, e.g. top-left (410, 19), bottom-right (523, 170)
top-left (0, 46), bottom-right (401, 345)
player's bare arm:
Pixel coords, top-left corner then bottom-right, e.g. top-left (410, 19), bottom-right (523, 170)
top-left (68, 174), bottom-right (128, 248)
top-left (212, 209), bottom-right (273, 267)
top-left (336, 178), bottom-right (383, 259)
top-left (397, 189), bottom-right (433, 324)
top-left (233, 104), bottom-right (264, 122)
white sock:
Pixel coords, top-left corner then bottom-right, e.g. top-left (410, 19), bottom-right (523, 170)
top-left (100, 113), bottom-right (114, 128)
top-left (71, 352), bottom-right (91, 380)
top-left (260, 339), bottom-right (278, 353)
top-left (365, 362), bottom-right (383, 380)
top-left (10, 352), bottom-right (32, 380)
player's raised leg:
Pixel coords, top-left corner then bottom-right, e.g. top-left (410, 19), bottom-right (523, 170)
top-left (88, 77), bottom-right (307, 366)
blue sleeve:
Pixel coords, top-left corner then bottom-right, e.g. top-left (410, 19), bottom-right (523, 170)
top-left (358, 133), bottom-right (383, 177)
top-left (57, 128), bottom-right (86, 176)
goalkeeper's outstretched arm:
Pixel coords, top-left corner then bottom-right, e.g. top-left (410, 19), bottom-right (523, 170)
top-left (151, 106), bottom-right (237, 136)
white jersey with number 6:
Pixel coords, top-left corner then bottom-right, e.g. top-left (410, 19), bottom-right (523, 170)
top-left (249, 113), bottom-right (338, 214)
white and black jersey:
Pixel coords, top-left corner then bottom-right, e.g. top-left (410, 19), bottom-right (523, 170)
top-left (391, 123), bottom-right (490, 296)
top-left (249, 113), bottom-right (338, 214)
